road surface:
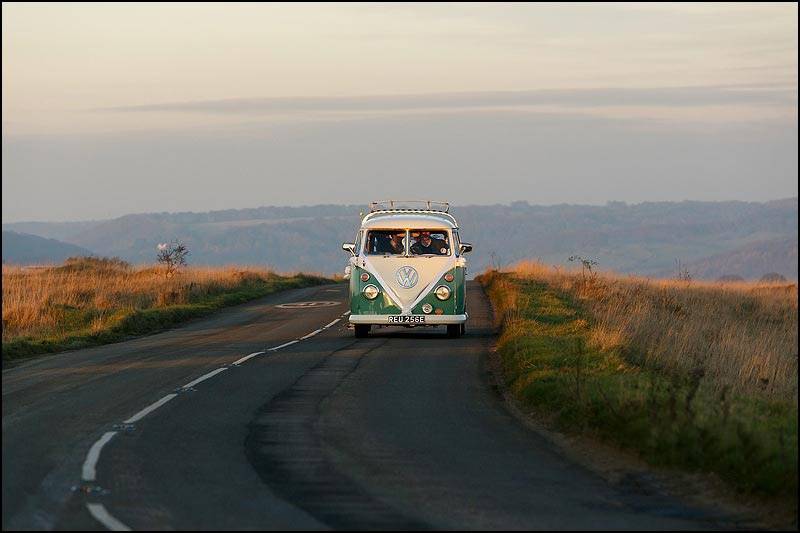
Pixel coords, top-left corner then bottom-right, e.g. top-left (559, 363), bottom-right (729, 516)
top-left (3, 282), bottom-right (724, 530)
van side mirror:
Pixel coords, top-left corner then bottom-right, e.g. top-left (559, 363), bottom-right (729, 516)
top-left (459, 243), bottom-right (473, 254)
top-left (342, 243), bottom-right (356, 255)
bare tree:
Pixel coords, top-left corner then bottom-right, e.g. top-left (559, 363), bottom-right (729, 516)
top-left (156, 240), bottom-right (189, 278)
top-left (568, 255), bottom-right (598, 280)
top-left (675, 258), bottom-right (692, 283)
top-left (489, 251), bottom-right (503, 271)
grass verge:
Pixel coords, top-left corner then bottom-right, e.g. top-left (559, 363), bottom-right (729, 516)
top-left (3, 258), bottom-right (332, 362)
top-left (478, 267), bottom-right (797, 507)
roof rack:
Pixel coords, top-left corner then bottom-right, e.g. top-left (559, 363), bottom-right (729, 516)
top-left (368, 200), bottom-right (450, 213)
top-left (362, 200), bottom-right (458, 227)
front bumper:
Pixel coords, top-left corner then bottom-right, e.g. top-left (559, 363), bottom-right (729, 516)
top-left (349, 313), bottom-right (468, 325)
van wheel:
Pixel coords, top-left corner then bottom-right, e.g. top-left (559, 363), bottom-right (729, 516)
top-left (354, 324), bottom-right (371, 338)
top-left (447, 324), bottom-right (462, 338)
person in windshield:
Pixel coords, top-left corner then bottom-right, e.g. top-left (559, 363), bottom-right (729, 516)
top-left (374, 231), bottom-right (405, 254)
top-left (386, 231), bottom-right (405, 254)
top-left (411, 230), bottom-right (448, 255)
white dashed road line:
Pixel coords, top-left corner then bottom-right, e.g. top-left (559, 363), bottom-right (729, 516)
top-left (87, 503), bottom-right (132, 531)
top-left (123, 394), bottom-right (178, 425)
top-left (82, 432), bottom-right (117, 482)
top-left (269, 339), bottom-right (299, 351)
top-left (182, 368), bottom-right (227, 390)
top-left (299, 329), bottom-right (322, 340)
top-left (232, 351), bottom-right (266, 366)
top-left (323, 318), bottom-right (341, 329)
top-left (83, 308), bottom-right (350, 530)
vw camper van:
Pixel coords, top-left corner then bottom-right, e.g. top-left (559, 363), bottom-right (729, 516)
top-left (342, 201), bottom-right (472, 338)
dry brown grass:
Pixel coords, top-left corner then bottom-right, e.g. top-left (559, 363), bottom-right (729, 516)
top-left (2, 257), bottom-right (309, 345)
top-left (479, 263), bottom-right (797, 501)
top-left (507, 260), bottom-right (798, 401)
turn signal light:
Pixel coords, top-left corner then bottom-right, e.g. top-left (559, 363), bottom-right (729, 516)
top-left (444, 273), bottom-right (454, 282)
top-left (360, 272), bottom-right (370, 282)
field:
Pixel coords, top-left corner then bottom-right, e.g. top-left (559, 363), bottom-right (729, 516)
top-left (2, 257), bottom-right (330, 361)
top-left (478, 261), bottom-right (797, 503)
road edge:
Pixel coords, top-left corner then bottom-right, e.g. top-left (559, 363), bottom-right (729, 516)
top-left (476, 281), bottom-right (788, 530)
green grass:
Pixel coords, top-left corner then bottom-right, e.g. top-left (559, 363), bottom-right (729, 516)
top-left (2, 273), bottom-right (330, 362)
top-left (479, 271), bottom-right (798, 501)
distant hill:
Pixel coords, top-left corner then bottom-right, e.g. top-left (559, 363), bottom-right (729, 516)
top-left (2, 231), bottom-right (95, 265)
top-left (3, 199), bottom-right (797, 277)
top-left (1, 220), bottom-right (101, 243)
top-left (673, 238), bottom-right (797, 281)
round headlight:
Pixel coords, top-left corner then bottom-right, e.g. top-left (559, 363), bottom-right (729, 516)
top-left (363, 284), bottom-right (380, 300)
top-left (434, 285), bottom-right (451, 300)
top-left (421, 303), bottom-right (433, 314)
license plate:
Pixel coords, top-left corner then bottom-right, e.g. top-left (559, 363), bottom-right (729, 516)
top-left (388, 315), bottom-right (425, 324)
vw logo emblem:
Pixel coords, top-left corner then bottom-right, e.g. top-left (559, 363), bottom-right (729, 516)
top-left (396, 266), bottom-right (419, 289)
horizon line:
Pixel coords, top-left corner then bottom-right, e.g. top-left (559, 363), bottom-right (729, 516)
top-left (2, 196), bottom-right (797, 226)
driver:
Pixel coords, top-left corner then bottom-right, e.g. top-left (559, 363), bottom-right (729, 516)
top-left (410, 230), bottom-right (448, 255)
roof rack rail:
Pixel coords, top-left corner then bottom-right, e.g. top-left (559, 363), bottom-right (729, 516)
top-left (362, 201), bottom-right (458, 227)
top-left (368, 200), bottom-right (450, 213)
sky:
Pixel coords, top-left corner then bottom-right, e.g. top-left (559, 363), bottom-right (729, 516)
top-left (2, 2), bottom-right (797, 222)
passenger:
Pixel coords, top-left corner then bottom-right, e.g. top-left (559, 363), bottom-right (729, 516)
top-left (375, 231), bottom-right (404, 254)
top-left (411, 231), bottom-right (448, 255)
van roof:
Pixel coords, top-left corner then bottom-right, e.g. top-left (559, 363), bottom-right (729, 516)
top-left (361, 210), bottom-right (458, 230)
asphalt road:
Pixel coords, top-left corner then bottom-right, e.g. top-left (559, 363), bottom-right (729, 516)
top-left (3, 282), bottom-right (724, 530)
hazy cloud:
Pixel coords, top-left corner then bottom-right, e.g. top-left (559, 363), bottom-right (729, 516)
top-left (3, 3), bottom-right (796, 222)
top-left (101, 85), bottom-right (797, 115)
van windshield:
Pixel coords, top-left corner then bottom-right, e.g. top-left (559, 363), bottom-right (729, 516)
top-left (410, 229), bottom-right (450, 256)
top-left (365, 230), bottom-right (406, 255)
